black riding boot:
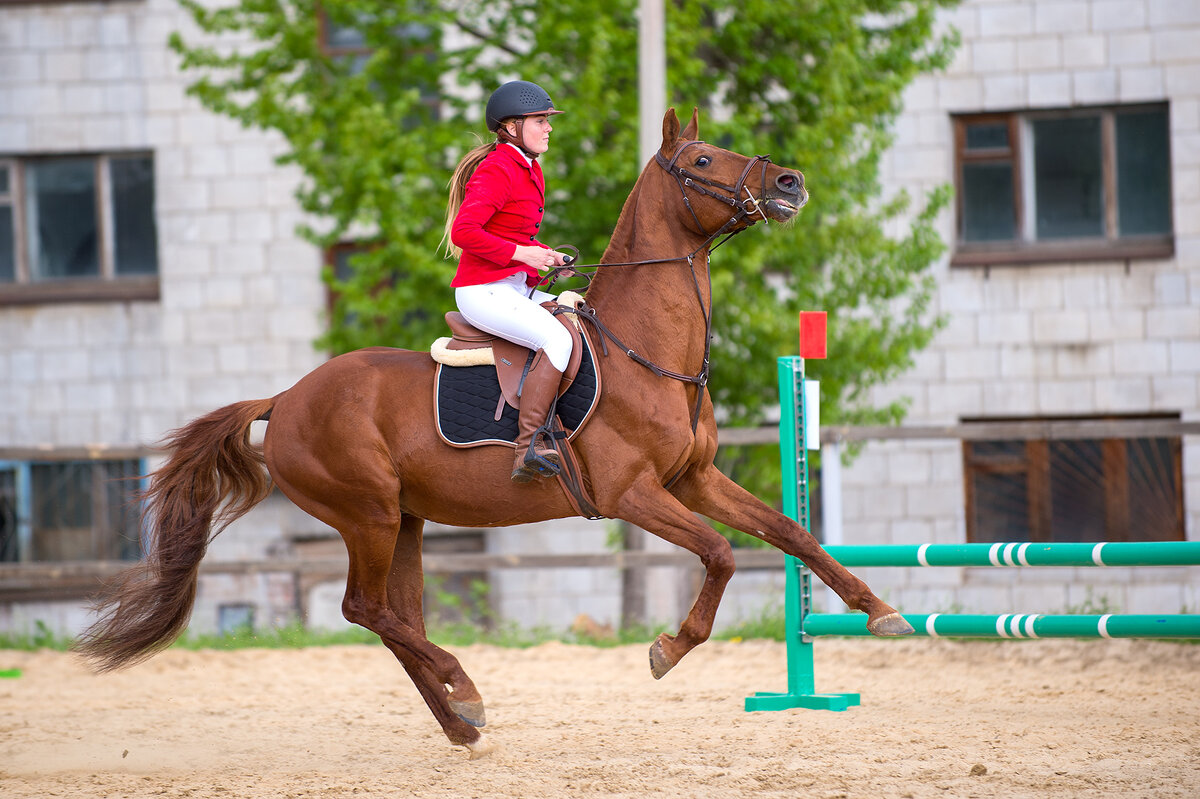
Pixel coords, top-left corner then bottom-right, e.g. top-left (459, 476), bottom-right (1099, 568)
top-left (511, 352), bottom-right (564, 483)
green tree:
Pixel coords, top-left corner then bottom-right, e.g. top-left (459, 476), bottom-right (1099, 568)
top-left (170, 0), bottom-right (958, 507)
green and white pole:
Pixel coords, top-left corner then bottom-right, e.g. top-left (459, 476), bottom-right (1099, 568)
top-left (804, 613), bottom-right (1200, 639)
top-left (745, 347), bottom-right (859, 711)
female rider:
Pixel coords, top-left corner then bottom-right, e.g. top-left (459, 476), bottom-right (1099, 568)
top-left (443, 81), bottom-right (572, 483)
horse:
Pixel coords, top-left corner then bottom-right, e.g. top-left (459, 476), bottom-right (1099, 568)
top-left (75, 108), bottom-right (913, 759)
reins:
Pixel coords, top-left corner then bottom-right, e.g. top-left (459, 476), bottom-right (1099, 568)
top-left (545, 141), bottom-right (773, 444)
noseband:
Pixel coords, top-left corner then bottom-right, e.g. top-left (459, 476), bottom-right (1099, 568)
top-left (654, 140), bottom-right (773, 237)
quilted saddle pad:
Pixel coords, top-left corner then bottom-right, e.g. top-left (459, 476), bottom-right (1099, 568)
top-left (434, 331), bottom-right (600, 448)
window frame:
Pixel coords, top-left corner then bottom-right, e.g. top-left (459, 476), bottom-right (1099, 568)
top-left (0, 152), bottom-right (160, 306)
top-left (0, 456), bottom-right (147, 564)
top-left (951, 104), bottom-right (1174, 268)
top-left (315, 8), bottom-right (442, 122)
top-left (962, 417), bottom-right (1185, 544)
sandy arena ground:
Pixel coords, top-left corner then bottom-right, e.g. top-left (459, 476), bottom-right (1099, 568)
top-left (1, 636), bottom-right (1198, 798)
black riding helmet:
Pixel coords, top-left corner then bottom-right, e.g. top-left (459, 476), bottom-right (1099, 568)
top-left (485, 80), bottom-right (564, 132)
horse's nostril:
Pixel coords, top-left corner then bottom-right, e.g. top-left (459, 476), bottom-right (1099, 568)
top-left (776, 172), bottom-right (803, 194)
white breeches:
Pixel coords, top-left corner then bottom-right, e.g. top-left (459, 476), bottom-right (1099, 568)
top-left (455, 272), bottom-right (573, 372)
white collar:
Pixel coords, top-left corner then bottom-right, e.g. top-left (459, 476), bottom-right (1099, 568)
top-left (503, 141), bottom-right (534, 166)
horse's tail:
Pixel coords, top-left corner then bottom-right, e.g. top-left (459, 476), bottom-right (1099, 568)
top-left (74, 396), bottom-right (278, 672)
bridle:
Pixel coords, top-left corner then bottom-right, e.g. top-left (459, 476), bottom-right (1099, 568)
top-left (654, 140), bottom-right (774, 238)
top-left (546, 141), bottom-right (777, 457)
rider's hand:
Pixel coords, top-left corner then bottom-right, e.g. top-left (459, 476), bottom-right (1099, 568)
top-left (513, 245), bottom-right (569, 274)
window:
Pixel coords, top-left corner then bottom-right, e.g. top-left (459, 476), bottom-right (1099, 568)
top-left (0, 153), bottom-right (159, 304)
top-left (323, 240), bottom-right (380, 318)
top-left (953, 105), bottom-right (1173, 266)
top-left (0, 459), bottom-right (144, 563)
top-left (317, 9), bottom-right (440, 123)
top-left (963, 420), bottom-right (1183, 543)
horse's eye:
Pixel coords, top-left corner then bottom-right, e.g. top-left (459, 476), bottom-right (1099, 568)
top-left (694, 156), bottom-right (711, 167)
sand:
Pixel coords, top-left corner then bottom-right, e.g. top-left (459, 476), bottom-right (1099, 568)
top-left (1, 637), bottom-right (1198, 798)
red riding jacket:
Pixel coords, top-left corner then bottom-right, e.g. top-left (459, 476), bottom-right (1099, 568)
top-left (450, 143), bottom-right (550, 288)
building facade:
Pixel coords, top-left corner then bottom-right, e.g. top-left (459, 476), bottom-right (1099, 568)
top-left (2, 0), bottom-right (1197, 637)
top-left (853, 0), bottom-right (1200, 615)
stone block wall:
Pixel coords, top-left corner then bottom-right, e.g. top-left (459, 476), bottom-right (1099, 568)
top-left (845, 0), bottom-right (1200, 614)
top-left (0, 0), bottom-right (325, 457)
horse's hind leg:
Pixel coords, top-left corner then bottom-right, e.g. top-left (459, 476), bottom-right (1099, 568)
top-left (333, 504), bottom-right (488, 750)
top-left (675, 466), bottom-right (913, 636)
top-left (381, 515), bottom-right (495, 758)
top-left (615, 480), bottom-right (737, 679)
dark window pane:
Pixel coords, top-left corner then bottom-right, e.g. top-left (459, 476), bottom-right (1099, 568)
top-left (325, 20), bottom-right (367, 49)
top-left (1048, 440), bottom-right (1106, 542)
top-left (965, 122), bottom-right (1009, 150)
top-left (0, 165), bottom-right (9, 194)
top-left (1116, 110), bottom-right (1172, 236)
top-left (0, 205), bottom-right (14, 282)
top-left (1126, 438), bottom-right (1180, 540)
top-left (111, 156), bottom-right (159, 275)
top-left (0, 469), bottom-right (17, 563)
top-left (970, 470), bottom-right (1030, 542)
top-left (30, 461), bottom-right (141, 561)
top-left (1033, 117), bottom-right (1104, 239)
top-left (961, 162), bottom-right (1016, 241)
top-left (25, 158), bottom-right (99, 280)
top-left (333, 247), bottom-right (358, 281)
top-left (971, 440), bottom-right (1026, 461)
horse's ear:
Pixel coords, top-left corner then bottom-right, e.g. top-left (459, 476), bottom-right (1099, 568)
top-left (681, 108), bottom-right (699, 141)
top-left (661, 108), bottom-right (680, 154)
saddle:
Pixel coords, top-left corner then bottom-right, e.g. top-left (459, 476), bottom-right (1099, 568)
top-left (430, 292), bottom-right (589, 413)
top-left (429, 292), bottom-right (604, 519)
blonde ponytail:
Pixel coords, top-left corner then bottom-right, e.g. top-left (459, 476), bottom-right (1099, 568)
top-left (441, 140), bottom-right (497, 259)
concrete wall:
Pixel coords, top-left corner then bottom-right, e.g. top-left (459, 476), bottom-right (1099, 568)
top-left (844, 0), bottom-right (1200, 615)
top-left (0, 1), bottom-right (326, 454)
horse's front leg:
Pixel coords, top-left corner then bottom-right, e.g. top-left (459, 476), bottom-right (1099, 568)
top-left (615, 480), bottom-right (737, 678)
top-left (675, 466), bottom-right (913, 636)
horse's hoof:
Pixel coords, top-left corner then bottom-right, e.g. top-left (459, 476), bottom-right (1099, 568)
top-left (648, 634), bottom-right (676, 680)
top-left (867, 612), bottom-right (915, 637)
top-left (464, 733), bottom-right (499, 761)
top-left (449, 697), bottom-right (487, 728)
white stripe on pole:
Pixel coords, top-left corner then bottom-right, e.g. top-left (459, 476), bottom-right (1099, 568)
top-left (1024, 614), bottom-right (1040, 638)
top-left (996, 614), bottom-right (1012, 637)
top-left (917, 543), bottom-right (931, 567)
top-left (1098, 614), bottom-right (1113, 638)
top-left (1091, 542), bottom-right (1107, 567)
top-left (925, 613), bottom-right (940, 637)
top-left (988, 543), bottom-right (1003, 567)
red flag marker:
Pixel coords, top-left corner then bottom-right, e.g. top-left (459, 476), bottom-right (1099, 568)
top-left (799, 311), bottom-right (827, 359)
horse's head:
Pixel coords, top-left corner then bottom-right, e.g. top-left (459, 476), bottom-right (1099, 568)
top-left (657, 108), bottom-right (807, 236)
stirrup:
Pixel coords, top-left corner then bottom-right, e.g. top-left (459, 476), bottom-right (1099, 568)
top-left (512, 426), bottom-right (562, 482)
top-left (523, 446), bottom-right (561, 477)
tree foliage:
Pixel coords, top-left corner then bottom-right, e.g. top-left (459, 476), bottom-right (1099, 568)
top-left (171, 0), bottom-right (959, 505)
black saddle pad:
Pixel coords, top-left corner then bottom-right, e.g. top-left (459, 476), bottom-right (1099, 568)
top-left (435, 332), bottom-right (599, 447)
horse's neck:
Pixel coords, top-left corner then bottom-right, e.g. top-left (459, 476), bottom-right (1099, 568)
top-left (586, 177), bottom-right (713, 363)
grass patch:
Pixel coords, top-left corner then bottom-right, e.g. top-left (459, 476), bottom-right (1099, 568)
top-left (175, 621), bottom-right (379, 652)
top-left (0, 608), bottom-right (788, 654)
top-left (714, 602), bottom-right (786, 642)
top-left (0, 621), bottom-right (73, 652)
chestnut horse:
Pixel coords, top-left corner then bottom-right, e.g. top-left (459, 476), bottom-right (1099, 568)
top-left (76, 108), bottom-right (912, 758)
